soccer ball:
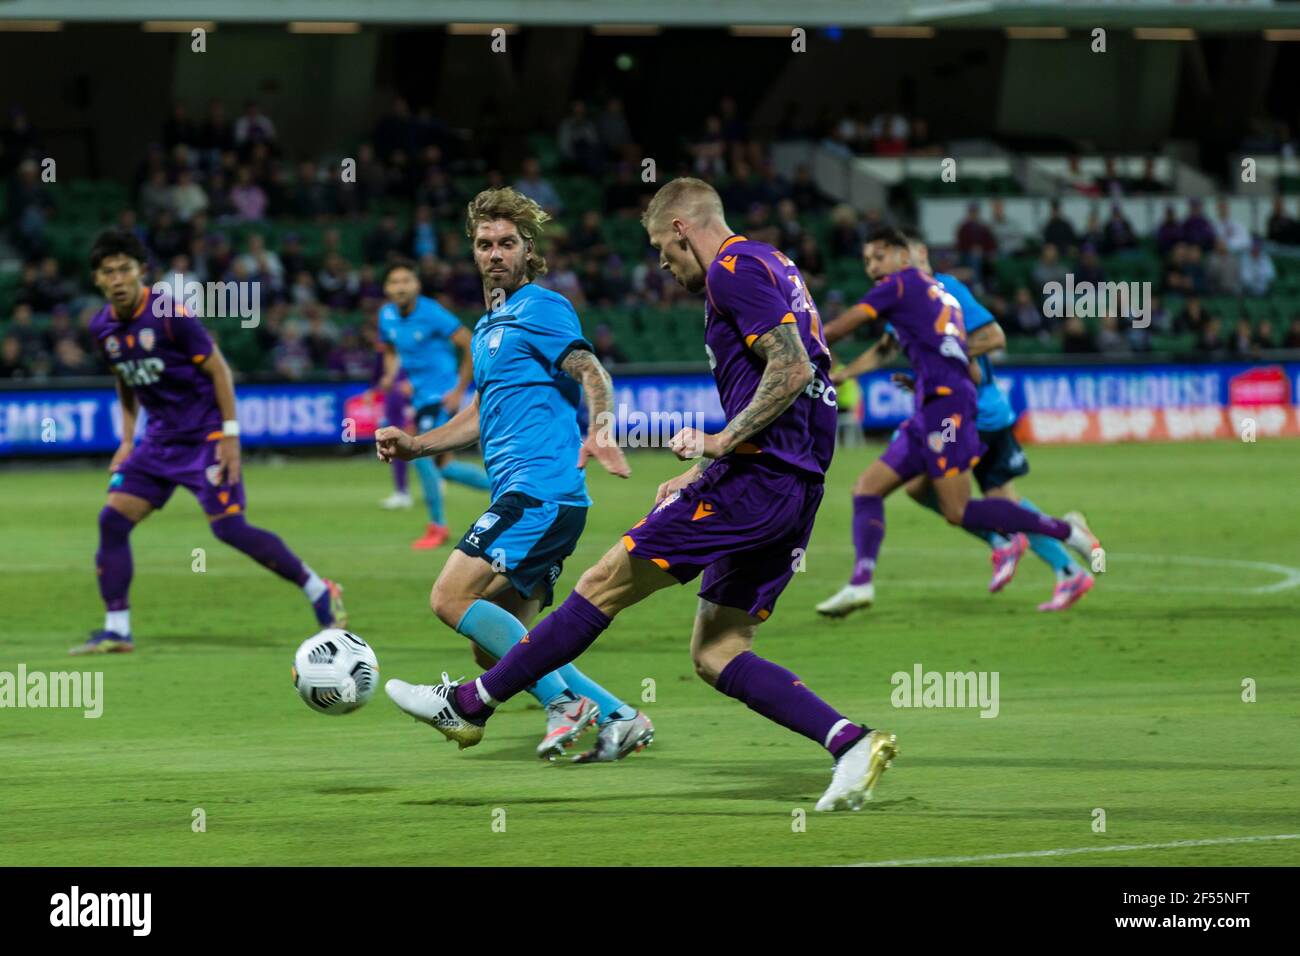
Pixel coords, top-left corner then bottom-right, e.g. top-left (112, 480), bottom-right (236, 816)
top-left (292, 628), bottom-right (379, 715)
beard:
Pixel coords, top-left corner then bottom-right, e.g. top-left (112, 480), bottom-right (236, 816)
top-left (480, 258), bottom-right (528, 298)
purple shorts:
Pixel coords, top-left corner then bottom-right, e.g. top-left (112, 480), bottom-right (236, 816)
top-left (622, 456), bottom-right (824, 620)
top-left (108, 433), bottom-right (246, 518)
top-left (880, 391), bottom-right (986, 482)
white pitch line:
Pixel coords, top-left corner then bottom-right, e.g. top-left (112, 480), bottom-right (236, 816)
top-left (843, 833), bottom-right (1300, 867)
top-left (1122, 553), bottom-right (1300, 595)
top-left (865, 548), bottom-right (1300, 595)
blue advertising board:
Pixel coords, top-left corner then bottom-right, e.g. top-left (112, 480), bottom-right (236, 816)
top-left (3, 362), bottom-right (1298, 455)
top-left (0, 382), bottom-right (372, 454)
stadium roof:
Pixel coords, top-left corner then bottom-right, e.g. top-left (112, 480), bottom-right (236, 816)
top-left (2, 0), bottom-right (1299, 30)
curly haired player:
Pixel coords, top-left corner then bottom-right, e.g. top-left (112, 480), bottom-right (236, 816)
top-left (382, 178), bottom-right (899, 810)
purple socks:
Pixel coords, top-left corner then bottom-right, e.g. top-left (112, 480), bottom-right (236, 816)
top-left (716, 651), bottom-right (867, 757)
top-left (850, 494), bottom-right (885, 585)
top-left (961, 498), bottom-right (1070, 540)
top-left (383, 383), bottom-right (409, 493)
top-left (456, 592), bottom-right (613, 718)
top-left (96, 506), bottom-right (134, 612)
top-left (210, 514), bottom-right (309, 584)
top-left (449, 594), bottom-right (869, 761)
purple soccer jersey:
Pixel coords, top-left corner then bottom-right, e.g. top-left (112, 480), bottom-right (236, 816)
top-left (858, 267), bottom-right (975, 405)
top-left (88, 287), bottom-right (222, 443)
top-left (860, 269), bottom-right (986, 481)
top-left (621, 236), bottom-right (837, 620)
top-left (703, 236), bottom-right (838, 478)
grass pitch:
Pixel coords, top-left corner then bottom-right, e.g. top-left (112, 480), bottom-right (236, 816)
top-left (2, 440), bottom-right (1298, 866)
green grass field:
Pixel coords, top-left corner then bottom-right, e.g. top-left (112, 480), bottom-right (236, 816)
top-left (2, 440), bottom-right (1298, 867)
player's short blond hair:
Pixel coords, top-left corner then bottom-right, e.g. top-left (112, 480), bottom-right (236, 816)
top-left (465, 187), bottom-right (549, 279)
top-left (641, 177), bottom-right (725, 236)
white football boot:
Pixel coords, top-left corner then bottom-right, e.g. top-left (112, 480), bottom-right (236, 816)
top-left (572, 711), bottom-right (655, 763)
top-left (385, 674), bottom-right (486, 750)
top-left (380, 491), bottom-right (413, 510)
top-left (815, 582), bottom-right (875, 618)
top-left (1063, 510), bottom-right (1105, 573)
top-left (815, 728), bottom-right (899, 812)
top-left (536, 695), bottom-right (600, 760)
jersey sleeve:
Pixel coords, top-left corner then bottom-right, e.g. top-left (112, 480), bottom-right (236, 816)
top-left (377, 306), bottom-right (396, 345)
top-left (857, 273), bottom-right (905, 321)
top-left (528, 298), bottom-right (592, 373)
top-left (167, 310), bottom-right (215, 365)
top-left (87, 315), bottom-right (109, 362)
top-left (708, 254), bottom-right (798, 348)
top-left (430, 304), bottom-right (464, 339)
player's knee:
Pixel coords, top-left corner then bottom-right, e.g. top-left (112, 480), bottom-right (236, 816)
top-left (692, 645), bottom-right (738, 687)
top-left (428, 583), bottom-right (465, 630)
top-left (691, 652), bottom-right (720, 686)
top-left (940, 501), bottom-right (966, 525)
top-left (574, 556), bottom-right (616, 603)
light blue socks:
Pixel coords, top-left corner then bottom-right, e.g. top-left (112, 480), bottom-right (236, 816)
top-left (455, 598), bottom-right (633, 720)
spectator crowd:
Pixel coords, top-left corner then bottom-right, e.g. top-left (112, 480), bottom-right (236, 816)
top-left (950, 194), bottom-right (1300, 356)
top-left (5, 96), bottom-right (1300, 381)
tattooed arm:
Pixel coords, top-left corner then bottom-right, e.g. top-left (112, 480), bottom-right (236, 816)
top-left (721, 324), bottom-right (813, 452)
top-left (561, 347), bottom-right (631, 478)
top-left (669, 323), bottom-right (813, 461)
top-left (966, 320), bottom-right (1006, 358)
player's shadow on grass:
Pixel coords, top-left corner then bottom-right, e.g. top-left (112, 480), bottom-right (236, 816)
top-left (468, 732), bottom-right (596, 763)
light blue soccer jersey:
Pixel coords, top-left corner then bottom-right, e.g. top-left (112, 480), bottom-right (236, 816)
top-left (935, 272), bottom-right (1016, 432)
top-left (378, 295), bottom-right (464, 410)
top-left (471, 283), bottom-right (592, 507)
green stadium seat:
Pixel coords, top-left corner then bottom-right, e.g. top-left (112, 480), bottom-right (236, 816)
top-left (527, 134), bottom-right (562, 175)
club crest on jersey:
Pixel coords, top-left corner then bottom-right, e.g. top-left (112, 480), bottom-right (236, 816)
top-left (139, 328), bottom-right (156, 352)
top-left (927, 431), bottom-right (946, 453)
top-left (105, 336), bottom-right (121, 358)
top-left (654, 490), bottom-right (681, 514)
top-left (205, 464), bottom-right (223, 486)
top-left (473, 512), bottom-right (501, 534)
top-left (487, 326), bottom-right (505, 356)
